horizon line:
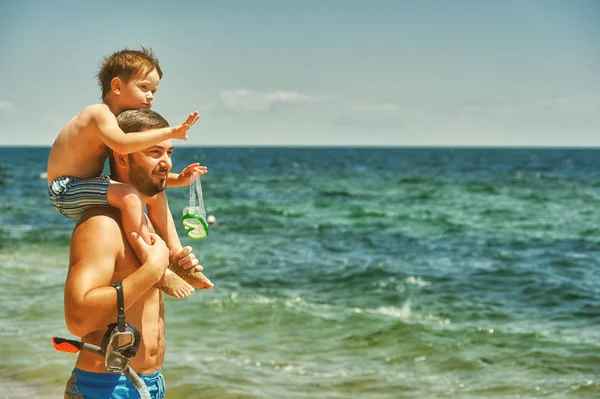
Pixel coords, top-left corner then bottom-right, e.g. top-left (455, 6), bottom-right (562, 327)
top-left (1, 144), bottom-right (600, 150)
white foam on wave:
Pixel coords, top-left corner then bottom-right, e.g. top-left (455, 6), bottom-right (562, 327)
top-left (372, 302), bottom-right (412, 318)
top-left (364, 301), bottom-right (451, 325)
top-left (405, 276), bottom-right (430, 287)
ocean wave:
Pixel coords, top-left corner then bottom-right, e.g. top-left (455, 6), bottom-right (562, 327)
top-left (347, 206), bottom-right (388, 219)
top-left (463, 181), bottom-right (500, 195)
top-left (318, 190), bottom-right (353, 198)
top-left (397, 176), bottom-right (428, 184)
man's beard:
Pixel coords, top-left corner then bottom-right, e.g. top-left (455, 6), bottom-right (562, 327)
top-left (127, 156), bottom-right (167, 197)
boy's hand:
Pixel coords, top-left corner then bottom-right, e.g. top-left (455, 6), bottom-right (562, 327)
top-left (173, 163), bottom-right (208, 186)
top-left (171, 112), bottom-right (200, 140)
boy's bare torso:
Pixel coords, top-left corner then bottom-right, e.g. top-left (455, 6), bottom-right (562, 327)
top-left (47, 104), bottom-right (112, 184)
top-left (72, 209), bottom-right (165, 375)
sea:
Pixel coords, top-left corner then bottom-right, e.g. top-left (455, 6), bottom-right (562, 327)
top-left (0, 147), bottom-right (599, 399)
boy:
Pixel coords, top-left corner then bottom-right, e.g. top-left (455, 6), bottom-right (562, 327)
top-left (47, 47), bottom-right (213, 297)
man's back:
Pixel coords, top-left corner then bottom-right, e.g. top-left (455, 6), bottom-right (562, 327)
top-left (64, 207), bottom-right (165, 375)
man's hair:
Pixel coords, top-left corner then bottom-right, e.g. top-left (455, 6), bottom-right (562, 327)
top-left (97, 45), bottom-right (163, 99)
top-left (108, 109), bottom-right (170, 173)
top-left (117, 109), bottom-right (169, 133)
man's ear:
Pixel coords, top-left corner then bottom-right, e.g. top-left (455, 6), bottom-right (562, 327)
top-left (113, 151), bottom-right (128, 168)
top-left (110, 77), bottom-right (123, 94)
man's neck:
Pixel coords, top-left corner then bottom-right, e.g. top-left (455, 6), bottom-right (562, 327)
top-left (111, 176), bottom-right (151, 208)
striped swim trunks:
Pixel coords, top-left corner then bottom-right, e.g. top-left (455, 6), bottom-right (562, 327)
top-left (48, 175), bottom-right (111, 218)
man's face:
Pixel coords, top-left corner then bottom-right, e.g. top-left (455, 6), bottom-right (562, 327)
top-left (127, 136), bottom-right (173, 197)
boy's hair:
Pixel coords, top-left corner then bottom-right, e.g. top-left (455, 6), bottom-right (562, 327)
top-left (108, 109), bottom-right (170, 172)
top-left (97, 46), bottom-right (163, 99)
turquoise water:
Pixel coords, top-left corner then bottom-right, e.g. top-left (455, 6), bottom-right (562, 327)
top-left (0, 147), bottom-right (599, 398)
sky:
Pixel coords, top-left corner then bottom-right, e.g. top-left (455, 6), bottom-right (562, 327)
top-left (0, 0), bottom-right (599, 147)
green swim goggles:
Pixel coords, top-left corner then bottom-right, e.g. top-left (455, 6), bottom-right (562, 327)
top-left (182, 209), bottom-right (209, 239)
top-left (181, 172), bottom-right (209, 239)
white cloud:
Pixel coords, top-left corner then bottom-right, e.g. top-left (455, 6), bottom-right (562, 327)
top-left (0, 101), bottom-right (15, 113)
top-left (355, 103), bottom-right (399, 112)
top-left (220, 90), bottom-right (316, 112)
top-left (451, 94), bottom-right (600, 127)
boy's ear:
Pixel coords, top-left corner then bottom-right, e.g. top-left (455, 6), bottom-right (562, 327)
top-left (110, 77), bottom-right (123, 94)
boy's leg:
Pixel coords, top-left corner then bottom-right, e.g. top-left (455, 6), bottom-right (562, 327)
top-left (147, 191), bottom-right (213, 289)
top-left (107, 181), bottom-right (194, 298)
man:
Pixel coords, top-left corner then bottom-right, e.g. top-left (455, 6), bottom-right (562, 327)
top-left (63, 109), bottom-right (203, 398)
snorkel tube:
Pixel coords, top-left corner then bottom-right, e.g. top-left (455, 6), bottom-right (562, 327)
top-left (52, 282), bottom-right (149, 399)
top-left (51, 337), bottom-right (151, 399)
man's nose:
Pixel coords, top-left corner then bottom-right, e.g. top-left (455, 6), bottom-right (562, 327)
top-left (159, 154), bottom-right (171, 169)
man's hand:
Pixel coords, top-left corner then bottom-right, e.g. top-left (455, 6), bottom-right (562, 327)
top-left (169, 246), bottom-right (214, 289)
top-left (170, 246), bottom-right (202, 271)
top-left (170, 112), bottom-right (200, 140)
top-left (130, 232), bottom-right (170, 273)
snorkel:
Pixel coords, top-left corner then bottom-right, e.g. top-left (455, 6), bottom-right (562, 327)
top-left (52, 282), bottom-right (150, 399)
top-left (101, 282), bottom-right (141, 372)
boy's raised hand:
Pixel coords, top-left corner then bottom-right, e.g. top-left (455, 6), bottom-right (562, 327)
top-left (171, 111), bottom-right (200, 140)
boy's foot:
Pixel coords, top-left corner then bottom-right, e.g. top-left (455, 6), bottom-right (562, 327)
top-left (156, 269), bottom-right (195, 298)
top-left (169, 262), bottom-right (214, 290)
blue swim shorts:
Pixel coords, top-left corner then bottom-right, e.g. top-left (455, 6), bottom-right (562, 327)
top-left (48, 175), bottom-right (111, 218)
top-left (64, 368), bottom-right (166, 399)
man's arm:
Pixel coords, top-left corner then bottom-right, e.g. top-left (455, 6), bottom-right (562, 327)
top-left (64, 210), bottom-right (169, 338)
top-left (92, 106), bottom-right (199, 154)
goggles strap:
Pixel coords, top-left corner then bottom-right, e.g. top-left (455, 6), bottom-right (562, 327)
top-left (111, 282), bottom-right (126, 329)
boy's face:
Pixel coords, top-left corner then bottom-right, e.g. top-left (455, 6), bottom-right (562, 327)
top-left (117, 69), bottom-right (160, 110)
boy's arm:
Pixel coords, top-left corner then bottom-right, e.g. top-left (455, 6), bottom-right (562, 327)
top-left (93, 107), bottom-right (200, 154)
top-left (166, 173), bottom-right (183, 187)
top-left (64, 211), bottom-right (169, 338)
top-left (167, 163), bottom-right (208, 188)
top-left (147, 193), bottom-right (203, 272)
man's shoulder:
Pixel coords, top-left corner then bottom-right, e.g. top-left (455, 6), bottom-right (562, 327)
top-left (74, 207), bottom-right (123, 236)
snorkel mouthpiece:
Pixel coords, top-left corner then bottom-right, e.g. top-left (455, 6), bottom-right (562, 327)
top-left (52, 337), bottom-right (82, 353)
